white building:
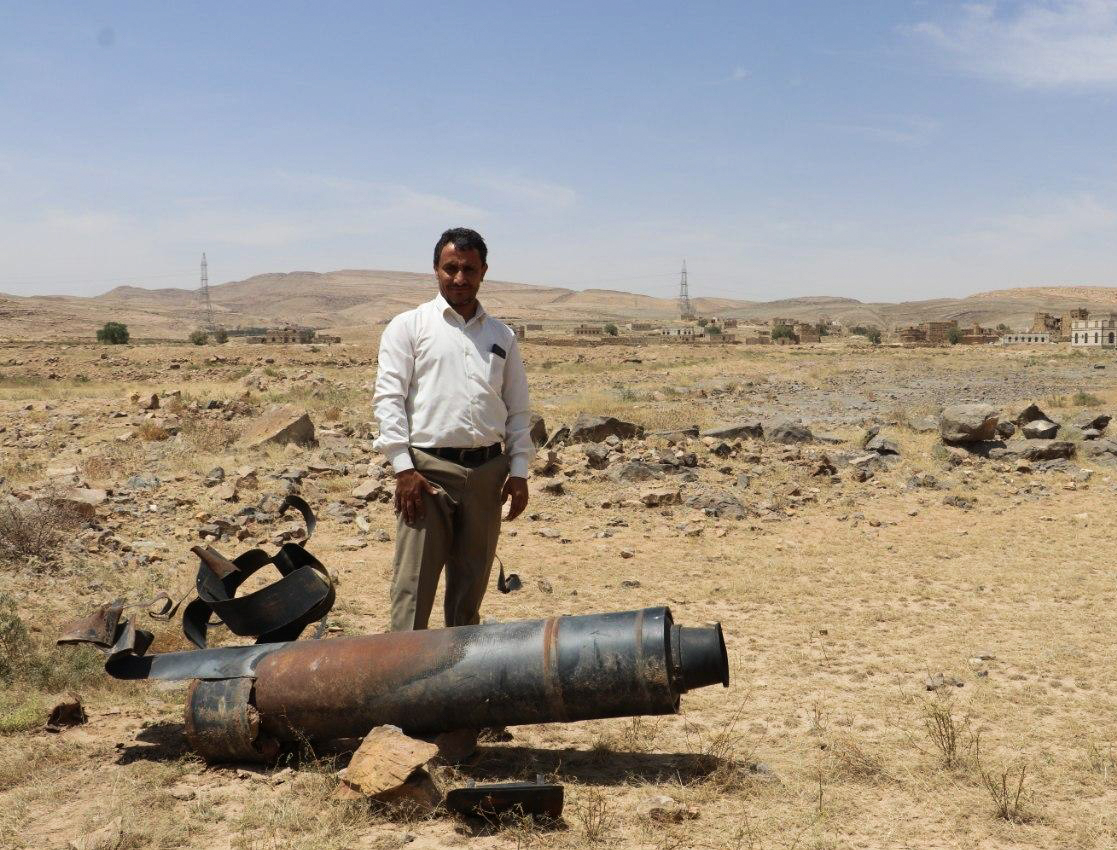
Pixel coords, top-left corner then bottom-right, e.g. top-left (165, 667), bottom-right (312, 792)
top-left (1070, 314), bottom-right (1117, 348)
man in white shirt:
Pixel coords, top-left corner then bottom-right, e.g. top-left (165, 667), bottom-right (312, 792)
top-left (373, 228), bottom-right (534, 631)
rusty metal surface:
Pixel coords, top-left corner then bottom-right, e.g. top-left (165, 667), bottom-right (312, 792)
top-left (253, 607), bottom-right (723, 741)
top-left (106, 641), bottom-right (288, 681)
top-left (57, 601), bottom-right (126, 648)
top-left (184, 677), bottom-right (278, 763)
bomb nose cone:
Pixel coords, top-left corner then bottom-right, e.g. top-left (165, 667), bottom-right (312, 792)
top-left (674, 623), bottom-right (730, 691)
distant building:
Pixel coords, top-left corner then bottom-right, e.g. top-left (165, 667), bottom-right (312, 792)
top-left (1032, 310), bottom-right (1088, 342)
top-left (922, 320), bottom-right (958, 345)
top-left (896, 326), bottom-right (928, 344)
top-left (247, 327), bottom-right (316, 344)
top-left (510, 325), bottom-right (526, 340)
top-left (1070, 313), bottom-right (1117, 348)
top-left (795, 323), bottom-right (821, 344)
top-left (957, 324), bottom-right (1000, 345)
top-left (1000, 331), bottom-right (1051, 345)
top-left (573, 324), bottom-right (603, 336)
top-left (628, 322), bottom-right (658, 331)
top-left (526, 323), bottom-right (544, 331)
top-left (662, 326), bottom-right (702, 338)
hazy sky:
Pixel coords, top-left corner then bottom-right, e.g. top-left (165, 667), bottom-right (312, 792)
top-left (2, 1), bottom-right (1116, 301)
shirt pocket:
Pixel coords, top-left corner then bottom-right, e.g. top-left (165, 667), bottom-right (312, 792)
top-left (483, 346), bottom-right (506, 392)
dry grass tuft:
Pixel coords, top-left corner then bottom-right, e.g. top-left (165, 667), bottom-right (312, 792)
top-left (0, 496), bottom-right (83, 564)
top-left (136, 422), bottom-right (169, 442)
top-left (828, 732), bottom-right (890, 783)
top-left (980, 761), bottom-right (1035, 823)
top-left (572, 789), bottom-right (615, 844)
top-left (921, 699), bottom-right (979, 770)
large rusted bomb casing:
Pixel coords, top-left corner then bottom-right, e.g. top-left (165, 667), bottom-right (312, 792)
top-left (249, 606), bottom-right (727, 743)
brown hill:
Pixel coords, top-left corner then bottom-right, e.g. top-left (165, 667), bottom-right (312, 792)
top-left (1, 271), bottom-right (1114, 341)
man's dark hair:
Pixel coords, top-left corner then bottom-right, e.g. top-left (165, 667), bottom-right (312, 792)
top-left (433, 227), bottom-right (487, 266)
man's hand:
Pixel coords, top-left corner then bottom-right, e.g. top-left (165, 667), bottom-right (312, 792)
top-left (502, 476), bottom-right (529, 521)
top-left (395, 469), bottom-right (438, 524)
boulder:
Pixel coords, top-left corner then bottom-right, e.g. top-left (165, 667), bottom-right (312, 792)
top-left (940, 404), bottom-right (999, 444)
top-left (352, 479), bottom-right (383, 501)
top-left (649, 427), bottom-right (700, 443)
top-left (241, 404), bottom-right (316, 449)
top-left (584, 444), bottom-right (611, 469)
top-left (570, 414), bottom-right (643, 443)
top-left (1013, 403), bottom-right (1049, 426)
top-left (765, 418), bottom-right (813, 444)
top-left (996, 421), bottom-right (1016, 439)
top-left (609, 460), bottom-right (661, 483)
top-left (1021, 419), bottom-right (1059, 439)
top-left (337, 725), bottom-right (440, 808)
top-left (640, 487), bottom-right (681, 507)
top-left (864, 434), bottom-right (900, 455)
top-left (529, 413), bottom-right (548, 448)
top-left (684, 490), bottom-right (747, 519)
top-left (701, 420), bottom-right (763, 440)
top-left (1073, 412), bottom-right (1111, 433)
top-left (1082, 438), bottom-right (1117, 459)
top-left (991, 440), bottom-right (1076, 462)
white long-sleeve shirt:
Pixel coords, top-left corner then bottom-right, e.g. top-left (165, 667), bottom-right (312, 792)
top-left (373, 293), bottom-right (535, 478)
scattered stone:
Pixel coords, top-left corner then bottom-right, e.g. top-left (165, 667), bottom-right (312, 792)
top-left (684, 489), bottom-right (746, 519)
top-left (639, 795), bottom-right (699, 823)
top-left (942, 494), bottom-right (974, 510)
top-left (909, 415), bottom-right (940, 432)
top-left (1073, 411), bottom-right (1111, 433)
top-left (609, 460), bottom-right (660, 483)
top-left (352, 479), bottom-right (383, 501)
top-left (995, 420), bottom-right (1016, 439)
top-left (537, 578), bottom-right (554, 594)
top-left (736, 472), bottom-right (752, 488)
top-left (536, 527), bottom-right (561, 539)
top-left (864, 434), bottom-right (900, 455)
top-left (137, 393), bottom-right (160, 410)
top-left (940, 404), bottom-right (999, 444)
top-left (337, 725), bottom-right (440, 809)
top-left (570, 414), bottom-right (642, 443)
top-left (213, 481), bottom-right (238, 502)
top-left (924, 673), bottom-right (964, 691)
top-left (1021, 419), bottom-right (1059, 439)
top-left (541, 481), bottom-right (565, 495)
top-left (640, 487), bottom-right (681, 507)
top-left (765, 418), bottom-right (813, 444)
top-left (1013, 403), bottom-right (1049, 426)
top-left (620, 577), bottom-right (640, 586)
top-left (529, 413), bottom-right (548, 448)
top-left (584, 444), bottom-right (611, 470)
top-left (701, 420), bottom-right (763, 440)
top-left (241, 404), bottom-right (316, 448)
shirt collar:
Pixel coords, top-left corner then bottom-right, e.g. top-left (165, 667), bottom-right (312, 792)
top-left (432, 292), bottom-right (486, 327)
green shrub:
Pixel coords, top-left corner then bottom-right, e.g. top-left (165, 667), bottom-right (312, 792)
top-left (772, 324), bottom-right (795, 341)
top-left (212, 328), bottom-right (229, 344)
top-left (95, 322), bottom-right (129, 344)
top-left (189, 330), bottom-right (208, 346)
top-left (947, 328), bottom-right (962, 345)
top-left (603, 323), bottom-right (619, 337)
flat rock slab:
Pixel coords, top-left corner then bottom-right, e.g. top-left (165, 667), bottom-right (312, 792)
top-left (701, 421), bottom-right (763, 440)
top-left (940, 403), bottom-right (998, 444)
top-left (570, 414), bottom-right (642, 443)
top-left (340, 724), bottom-right (439, 797)
top-left (240, 404), bottom-right (315, 448)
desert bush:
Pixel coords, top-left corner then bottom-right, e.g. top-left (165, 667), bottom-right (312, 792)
top-left (772, 324), bottom-right (795, 341)
top-left (212, 328), bottom-right (229, 344)
top-left (922, 699), bottom-right (979, 769)
top-left (980, 761), bottom-right (1034, 823)
top-left (829, 732), bottom-right (890, 782)
top-left (181, 418), bottom-right (237, 453)
top-left (137, 422), bottom-right (169, 442)
top-left (0, 497), bottom-right (82, 564)
top-left (573, 789), bottom-right (614, 843)
top-left (603, 323), bottom-right (618, 336)
top-left (1072, 390), bottom-right (1103, 407)
top-left (96, 322), bottom-right (129, 344)
top-left (189, 330), bottom-right (208, 346)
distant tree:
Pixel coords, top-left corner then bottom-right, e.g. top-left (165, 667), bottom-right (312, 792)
top-left (696, 318), bottom-right (709, 327)
top-left (96, 322), bottom-right (129, 344)
top-left (996, 323), bottom-right (1010, 333)
top-left (189, 330), bottom-right (208, 346)
top-left (772, 324), bottom-right (796, 341)
top-left (947, 327), bottom-right (963, 345)
top-left (212, 327), bottom-right (229, 344)
top-left (867, 328), bottom-right (882, 345)
top-left (603, 323), bottom-right (619, 336)
top-left (816, 323), bottom-right (830, 336)
top-left (706, 324), bottom-right (723, 336)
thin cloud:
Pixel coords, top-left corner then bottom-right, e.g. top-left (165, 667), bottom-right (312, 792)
top-left (828, 115), bottom-right (939, 145)
top-left (467, 172), bottom-right (577, 210)
top-left (908, 0), bottom-right (1117, 89)
top-left (964, 192), bottom-right (1117, 252)
top-left (728, 66), bottom-right (750, 81)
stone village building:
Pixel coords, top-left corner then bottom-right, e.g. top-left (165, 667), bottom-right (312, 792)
top-left (1071, 313), bottom-right (1117, 348)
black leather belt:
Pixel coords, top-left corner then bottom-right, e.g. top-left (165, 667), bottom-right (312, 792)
top-left (415, 443), bottom-right (502, 466)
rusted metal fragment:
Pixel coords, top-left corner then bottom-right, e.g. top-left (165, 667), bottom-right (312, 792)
top-left (106, 641), bottom-right (287, 681)
top-left (184, 677), bottom-right (278, 763)
top-left (445, 780), bottom-right (564, 820)
top-left (57, 601), bottom-right (126, 648)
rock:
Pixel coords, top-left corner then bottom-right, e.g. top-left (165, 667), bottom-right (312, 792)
top-left (940, 404), bottom-right (999, 444)
top-left (639, 795), bottom-right (699, 824)
top-left (213, 481), bottom-right (238, 502)
top-left (69, 817), bottom-right (123, 850)
top-left (864, 434), bottom-right (900, 455)
top-left (137, 393), bottom-right (160, 410)
top-left (650, 426), bottom-right (700, 443)
top-left (432, 728), bottom-right (478, 764)
top-left (1013, 403), bottom-right (1049, 426)
top-left (67, 488), bottom-right (108, 511)
top-left (765, 418), bottom-right (813, 444)
top-left (620, 578), bottom-right (640, 587)
top-left (684, 490), bottom-right (746, 519)
top-left (640, 487), bottom-right (681, 507)
top-left (924, 673), bottom-right (964, 691)
top-left (569, 414), bottom-right (643, 443)
top-left (907, 472), bottom-right (940, 489)
top-left (701, 420), bottom-right (763, 440)
top-left (544, 425), bottom-right (570, 447)
top-left (204, 467), bottom-right (225, 487)
top-left (1021, 440), bottom-right (1075, 461)
top-left (1073, 412), bottom-right (1111, 433)
top-left (46, 692), bottom-right (87, 730)
top-left (352, 479), bottom-right (383, 501)
top-left (909, 415), bottom-right (940, 432)
top-left (541, 481), bottom-right (565, 495)
top-left (609, 460), bottom-right (660, 483)
top-left (529, 413), bottom-right (548, 448)
top-left (337, 728), bottom-right (442, 804)
top-left (736, 472), bottom-right (751, 488)
top-left (241, 404), bottom-right (316, 448)
top-left (1083, 438), bottom-right (1117, 459)
top-left (942, 494), bottom-right (974, 510)
top-left (620, 550), bottom-right (635, 560)
top-left (1021, 419), bottom-right (1059, 439)
top-left (1082, 428), bottom-right (1103, 440)
top-left (536, 527), bottom-right (561, 539)
top-left (584, 444), bottom-right (611, 469)
top-left (995, 421), bottom-right (1016, 439)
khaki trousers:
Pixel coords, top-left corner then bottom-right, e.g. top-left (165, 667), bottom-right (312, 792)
top-left (389, 449), bottom-right (510, 631)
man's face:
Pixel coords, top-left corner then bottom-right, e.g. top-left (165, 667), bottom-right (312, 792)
top-left (435, 243), bottom-right (487, 312)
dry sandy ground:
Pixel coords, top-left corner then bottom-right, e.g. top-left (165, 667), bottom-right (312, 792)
top-left (1, 337), bottom-right (1116, 850)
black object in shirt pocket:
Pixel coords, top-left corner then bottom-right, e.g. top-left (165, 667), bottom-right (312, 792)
top-left (490, 343), bottom-right (506, 359)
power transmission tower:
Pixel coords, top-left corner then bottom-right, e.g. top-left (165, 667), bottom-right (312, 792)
top-left (678, 259), bottom-right (696, 320)
top-left (199, 252), bottom-right (216, 332)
